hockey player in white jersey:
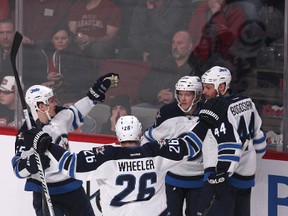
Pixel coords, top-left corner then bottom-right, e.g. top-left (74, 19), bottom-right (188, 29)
top-left (24, 115), bottom-right (203, 216)
top-left (12, 73), bottom-right (119, 216)
top-left (142, 76), bottom-right (216, 216)
top-left (196, 66), bottom-right (267, 216)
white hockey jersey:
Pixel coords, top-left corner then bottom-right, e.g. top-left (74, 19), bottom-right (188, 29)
top-left (196, 94), bottom-right (267, 188)
top-left (142, 102), bottom-right (218, 186)
top-left (46, 134), bottom-right (202, 216)
top-left (12, 97), bottom-right (95, 194)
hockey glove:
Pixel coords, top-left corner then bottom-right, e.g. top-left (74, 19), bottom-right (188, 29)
top-left (24, 128), bottom-right (53, 154)
top-left (199, 95), bottom-right (227, 127)
top-left (208, 172), bottom-right (231, 198)
top-left (26, 154), bottom-right (51, 174)
top-left (87, 73), bottom-right (120, 103)
top-left (208, 172), bottom-right (227, 185)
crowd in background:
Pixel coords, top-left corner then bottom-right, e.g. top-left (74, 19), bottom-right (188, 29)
top-left (0, 0), bottom-right (284, 148)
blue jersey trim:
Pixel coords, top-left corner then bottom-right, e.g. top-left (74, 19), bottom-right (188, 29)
top-left (24, 179), bottom-right (83, 194)
top-left (69, 154), bottom-right (77, 178)
top-left (165, 175), bottom-right (203, 188)
top-left (256, 148), bottom-right (266, 154)
top-left (228, 176), bottom-right (255, 188)
top-left (146, 127), bottom-right (156, 142)
top-left (218, 155), bottom-right (240, 162)
top-left (254, 134), bottom-right (267, 144)
top-left (59, 151), bottom-right (71, 171)
top-left (218, 143), bottom-right (242, 150)
top-left (188, 132), bottom-right (202, 150)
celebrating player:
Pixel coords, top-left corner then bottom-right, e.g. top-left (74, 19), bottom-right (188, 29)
top-left (142, 76), bottom-right (214, 216)
top-left (24, 115), bottom-right (202, 216)
top-left (197, 66), bottom-right (267, 216)
top-left (12, 73), bottom-right (119, 215)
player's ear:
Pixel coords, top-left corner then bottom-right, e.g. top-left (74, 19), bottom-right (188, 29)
top-left (38, 102), bottom-right (48, 112)
top-left (218, 83), bottom-right (226, 95)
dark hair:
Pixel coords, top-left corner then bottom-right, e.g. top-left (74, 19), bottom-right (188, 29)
top-left (110, 95), bottom-right (131, 114)
top-left (51, 23), bottom-right (73, 39)
top-left (0, 18), bottom-right (14, 30)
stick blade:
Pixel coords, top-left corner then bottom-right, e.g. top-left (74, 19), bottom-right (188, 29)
top-left (10, 31), bottom-right (23, 65)
top-left (10, 31), bottom-right (26, 109)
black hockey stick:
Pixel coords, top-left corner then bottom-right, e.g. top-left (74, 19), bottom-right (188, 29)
top-left (10, 31), bottom-right (55, 216)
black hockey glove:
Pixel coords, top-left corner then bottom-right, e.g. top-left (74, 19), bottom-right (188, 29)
top-left (87, 73), bottom-right (119, 103)
top-left (26, 154), bottom-right (51, 174)
top-left (24, 128), bottom-right (53, 154)
top-left (208, 172), bottom-right (230, 198)
top-left (199, 96), bottom-right (227, 127)
top-left (208, 172), bottom-right (227, 185)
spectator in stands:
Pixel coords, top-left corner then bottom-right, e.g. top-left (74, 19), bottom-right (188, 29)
top-left (110, 0), bottom-right (138, 51)
top-left (0, 18), bottom-right (14, 81)
top-left (117, 0), bottom-right (186, 65)
top-left (41, 24), bottom-right (95, 104)
top-left (101, 94), bottom-right (131, 135)
top-left (0, 19), bottom-right (48, 89)
top-left (21, 0), bottom-right (73, 46)
top-left (0, 76), bottom-right (22, 127)
top-left (188, 0), bottom-right (244, 62)
top-left (0, 0), bottom-right (10, 20)
top-left (67, 0), bottom-right (122, 60)
top-left (138, 30), bottom-right (201, 108)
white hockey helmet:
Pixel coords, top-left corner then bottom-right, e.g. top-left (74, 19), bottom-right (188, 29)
top-left (25, 85), bottom-right (54, 120)
top-left (175, 76), bottom-right (202, 113)
top-left (201, 66), bottom-right (232, 94)
top-left (115, 115), bottom-right (142, 142)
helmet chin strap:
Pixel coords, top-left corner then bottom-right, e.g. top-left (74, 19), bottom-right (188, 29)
top-left (31, 106), bottom-right (39, 123)
top-left (33, 104), bottom-right (52, 123)
top-left (45, 109), bottom-right (52, 121)
top-left (178, 102), bottom-right (193, 113)
top-left (178, 95), bottom-right (200, 113)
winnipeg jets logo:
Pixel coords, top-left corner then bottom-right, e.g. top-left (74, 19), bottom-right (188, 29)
top-left (94, 146), bottom-right (105, 155)
top-left (156, 110), bottom-right (161, 119)
top-left (56, 134), bottom-right (69, 150)
top-left (157, 139), bottom-right (167, 148)
top-left (17, 132), bottom-right (24, 140)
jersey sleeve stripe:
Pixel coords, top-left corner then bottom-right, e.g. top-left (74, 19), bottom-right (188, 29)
top-left (185, 132), bottom-right (202, 159)
top-left (187, 144), bottom-right (195, 160)
top-left (218, 155), bottom-right (240, 162)
top-left (68, 107), bottom-right (84, 130)
top-left (59, 151), bottom-right (71, 172)
top-left (145, 127), bottom-right (156, 142)
top-left (69, 154), bottom-right (77, 178)
top-left (253, 134), bottom-right (267, 144)
top-left (218, 143), bottom-right (242, 151)
top-left (12, 156), bottom-right (28, 179)
top-left (255, 148), bottom-right (266, 154)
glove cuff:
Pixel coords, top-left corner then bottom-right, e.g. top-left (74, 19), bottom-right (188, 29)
top-left (88, 87), bottom-right (100, 99)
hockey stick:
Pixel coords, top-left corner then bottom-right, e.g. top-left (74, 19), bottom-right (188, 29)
top-left (202, 195), bottom-right (215, 216)
top-left (11, 31), bottom-right (55, 216)
top-left (242, 139), bottom-right (249, 151)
